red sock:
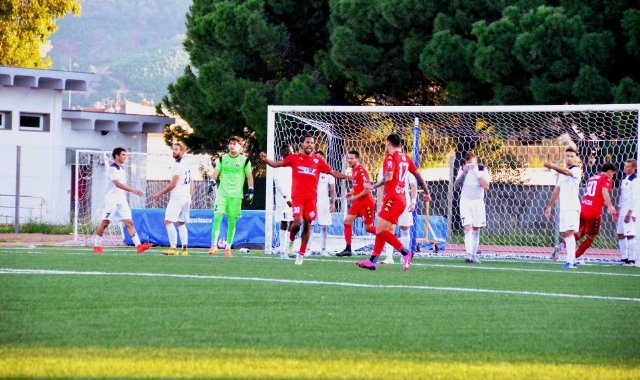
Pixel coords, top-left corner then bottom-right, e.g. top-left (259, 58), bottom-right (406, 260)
top-left (372, 236), bottom-right (385, 255)
top-left (344, 224), bottom-right (352, 245)
top-left (576, 237), bottom-right (594, 258)
top-left (365, 226), bottom-right (376, 234)
top-left (299, 243), bottom-right (307, 255)
top-left (378, 230), bottom-right (404, 252)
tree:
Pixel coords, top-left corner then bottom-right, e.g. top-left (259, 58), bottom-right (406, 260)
top-left (0, 0), bottom-right (81, 68)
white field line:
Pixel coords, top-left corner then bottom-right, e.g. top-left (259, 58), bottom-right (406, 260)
top-left (1, 268), bottom-right (639, 303)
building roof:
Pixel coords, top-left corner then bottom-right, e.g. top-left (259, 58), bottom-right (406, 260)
top-left (0, 65), bottom-right (100, 91)
top-left (62, 110), bottom-right (174, 133)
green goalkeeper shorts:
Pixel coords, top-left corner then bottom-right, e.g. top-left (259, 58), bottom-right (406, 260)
top-left (214, 196), bottom-right (243, 218)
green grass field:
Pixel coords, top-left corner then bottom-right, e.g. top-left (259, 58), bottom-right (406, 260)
top-left (1, 246), bottom-right (639, 379)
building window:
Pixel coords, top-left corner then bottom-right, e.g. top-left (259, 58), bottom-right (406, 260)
top-left (0, 111), bottom-right (12, 130)
top-left (19, 113), bottom-right (49, 132)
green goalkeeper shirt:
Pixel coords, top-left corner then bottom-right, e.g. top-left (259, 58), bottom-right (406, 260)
top-left (215, 153), bottom-right (252, 199)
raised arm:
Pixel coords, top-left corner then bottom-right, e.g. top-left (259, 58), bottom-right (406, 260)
top-left (259, 152), bottom-right (286, 168)
top-left (454, 166), bottom-right (469, 190)
top-left (544, 162), bottom-right (574, 177)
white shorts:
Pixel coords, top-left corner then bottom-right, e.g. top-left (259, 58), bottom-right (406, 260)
top-left (616, 209), bottom-right (637, 236)
top-left (275, 205), bottom-right (293, 222)
top-left (397, 203), bottom-right (414, 227)
top-left (312, 202), bottom-right (332, 226)
top-left (460, 198), bottom-right (486, 228)
top-left (165, 196), bottom-right (190, 223)
top-left (559, 210), bottom-right (580, 232)
top-left (101, 203), bottom-right (132, 222)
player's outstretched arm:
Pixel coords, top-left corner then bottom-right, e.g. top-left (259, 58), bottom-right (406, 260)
top-left (366, 170), bottom-right (392, 190)
top-left (411, 170), bottom-right (431, 202)
top-left (153, 175), bottom-right (179, 200)
top-left (113, 180), bottom-right (143, 196)
top-left (259, 152), bottom-right (285, 168)
top-left (543, 162), bottom-right (574, 176)
top-left (330, 170), bottom-right (348, 180)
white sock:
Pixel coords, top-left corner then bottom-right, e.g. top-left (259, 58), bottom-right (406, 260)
top-left (385, 243), bottom-right (393, 259)
top-left (320, 226), bottom-right (327, 250)
top-left (472, 230), bottom-right (480, 255)
top-left (166, 224), bottom-right (178, 248)
top-left (94, 235), bottom-right (102, 247)
top-left (280, 229), bottom-right (287, 249)
top-left (565, 235), bottom-right (576, 265)
top-left (400, 229), bottom-right (410, 250)
top-left (619, 239), bottom-right (628, 260)
top-left (464, 230), bottom-right (474, 257)
top-left (212, 231), bottom-right (220, 247)
top-left (132, 233), bottom-right (141, 247)
top-left (178, 224), bottom-right (188, 248)
top-left (628, 239), bottom-right (636, 262)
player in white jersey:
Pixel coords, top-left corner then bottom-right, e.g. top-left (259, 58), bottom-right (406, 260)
top-left (376, 166), bottom-right (418, 264)
top-left (93, 147), bottom-right (152, 254)
top-left (615, 158), bottom-right (637, 266)
top-left (544, 147), bottom-right (582, 269)
top-left (153, 142), bottom-right (193, 256)
top-left (454, 151), bottom-right (491, 263)
top-left (312, 151), bottom-right (336, 256)
top-left (273, 145), bottom-right (293, 259)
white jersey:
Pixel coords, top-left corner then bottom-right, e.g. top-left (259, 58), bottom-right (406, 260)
top-left (556, 165), bottom-right (582, 211)
top-left (456, 164), bottom-right (491, 201)
top-left (274, 166), bottom-right (292, 207)
top-left (170, 157), bottom-right (192, 198)
top-left (317, 173), bottom-right (335, 205)
top-left (618, 172), bottom-right (638, 211)
top-left (104, 163), bottom-right (127, 205)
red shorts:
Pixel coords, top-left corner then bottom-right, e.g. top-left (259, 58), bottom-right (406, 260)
top-left (291, 195), bottom-right (317, 221)
top-left (348, 196), bottom-right (375, 225)
top-left (377, 195), bottom-right (406, 225)
top-left (579, 213), bottom-right (601, 235)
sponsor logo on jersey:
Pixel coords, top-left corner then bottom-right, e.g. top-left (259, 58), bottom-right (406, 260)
top-left (298, 166), bottom-right (316, 175)
top-left (236, 163), bottom-right (241, 167)
top-left (309, 211), bottom-right (315, 218)
top-left (395, 185), bottom-right (405, 194)
top-left (313, 158), bottom-right (319, 163)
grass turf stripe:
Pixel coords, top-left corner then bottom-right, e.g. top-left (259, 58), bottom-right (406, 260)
top-left (2, 268), bottom-right (639, 302)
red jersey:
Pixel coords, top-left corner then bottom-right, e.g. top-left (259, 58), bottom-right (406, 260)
top-left (351, 164), bottom-right (372, 196)
top-left (381, 151), bottom-right (418, 199)
top-left (580, 173), bottom-right (613, 217)
top-left (282, 153), bottom-right (332, 198)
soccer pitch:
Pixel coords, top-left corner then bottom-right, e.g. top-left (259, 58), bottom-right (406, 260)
top-left (1, 246), bottom-right (639, 379)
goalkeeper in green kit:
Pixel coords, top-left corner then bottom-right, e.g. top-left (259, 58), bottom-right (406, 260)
top-left (207, 136), bottom-right (254, 257)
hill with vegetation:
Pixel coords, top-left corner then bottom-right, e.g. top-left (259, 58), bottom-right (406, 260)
top-left (49, 0), bottom-right (191, 107)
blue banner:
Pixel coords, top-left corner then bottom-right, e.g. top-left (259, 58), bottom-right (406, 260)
top-left (125, 209), bottom-right (266, 249)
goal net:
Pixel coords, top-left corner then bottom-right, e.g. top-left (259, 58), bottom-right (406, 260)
top-left (265, 105), bottom-right (640, 260)
top-left (73, 150), bottom-right (214, 245)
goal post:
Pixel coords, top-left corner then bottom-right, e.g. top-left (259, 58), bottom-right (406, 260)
top-left (265, 104), bottom-right (640, 259)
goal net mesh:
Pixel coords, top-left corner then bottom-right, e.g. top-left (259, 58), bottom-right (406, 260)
top-left (74, 151), bottom-right (214, 245)
top-left (266, 106), bottom-right (639, 259)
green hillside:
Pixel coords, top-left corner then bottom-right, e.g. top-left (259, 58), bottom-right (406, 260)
top-left (49, 0), bottom-right (191, 107)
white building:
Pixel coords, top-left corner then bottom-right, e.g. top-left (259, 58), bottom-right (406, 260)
top-left (0, 66), bottom-right (175, 226)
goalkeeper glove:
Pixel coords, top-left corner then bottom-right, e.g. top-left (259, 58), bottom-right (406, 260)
top-left (244, 187), bottom-right (254, 204)
top-left (207, 179), bottom-right (217, 194)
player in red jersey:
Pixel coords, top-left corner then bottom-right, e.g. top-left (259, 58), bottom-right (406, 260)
top-left (574, 163), bottom-right (617, 260)
top-left (336, 151), bottom-right (377, 257)
top-left (357, 134), bottom-right (432, 271)
top-left (260, 133), bottom-right (348, 265)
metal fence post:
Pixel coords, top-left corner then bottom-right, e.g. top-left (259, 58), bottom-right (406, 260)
top-left (14, 146), bottom-right (21, 233)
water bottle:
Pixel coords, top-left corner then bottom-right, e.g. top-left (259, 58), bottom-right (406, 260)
top-left (239, 248), bottom-right (250, 253)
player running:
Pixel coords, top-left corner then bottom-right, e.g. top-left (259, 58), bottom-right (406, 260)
top-left (273, 145), bottom-right (294, 259)
top-left (454, 151), bottom-right (491, 264)
top-left (93, 147), bottom-right (152, 254)
top-left (207, 136), bottom-right (255, 258)
top-left (153, 142), bottom-right (193, 256)
top-left (615, 159), bottom-right (637, 266)
top-left (358, 133), bottom-right (432, 271)
top-left (260, 133), bottom-right (348, 265)
top-left (336, 151), bottom-right (377, 257)
top-left (312, 151), bottom-right (336, 257)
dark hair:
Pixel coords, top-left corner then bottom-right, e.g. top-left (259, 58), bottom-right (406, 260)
top-left (601, 163), bottom-right (617, 173)
top-left (565, 147), bottom-right (578, 155)
top-left (387, 133), bottom-right (401, 147)
top-left (229, 136), bottom-right (242, 144)
top-left (302, 133), bottom-right (314, 143)
top-left (280, 145), bottom-right (292, 155)
top-left (315, 150), bottom-right (325, 157)
top-left (463, 151), bottom-right (476, 161)
top-left (348, 150), bottom-right (360, 159)
top-left (112, 147), bottom-right (126, 159)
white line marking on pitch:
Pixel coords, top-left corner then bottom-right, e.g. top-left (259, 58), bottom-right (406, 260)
top-left (1, 268), bottom-right (638, 303)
